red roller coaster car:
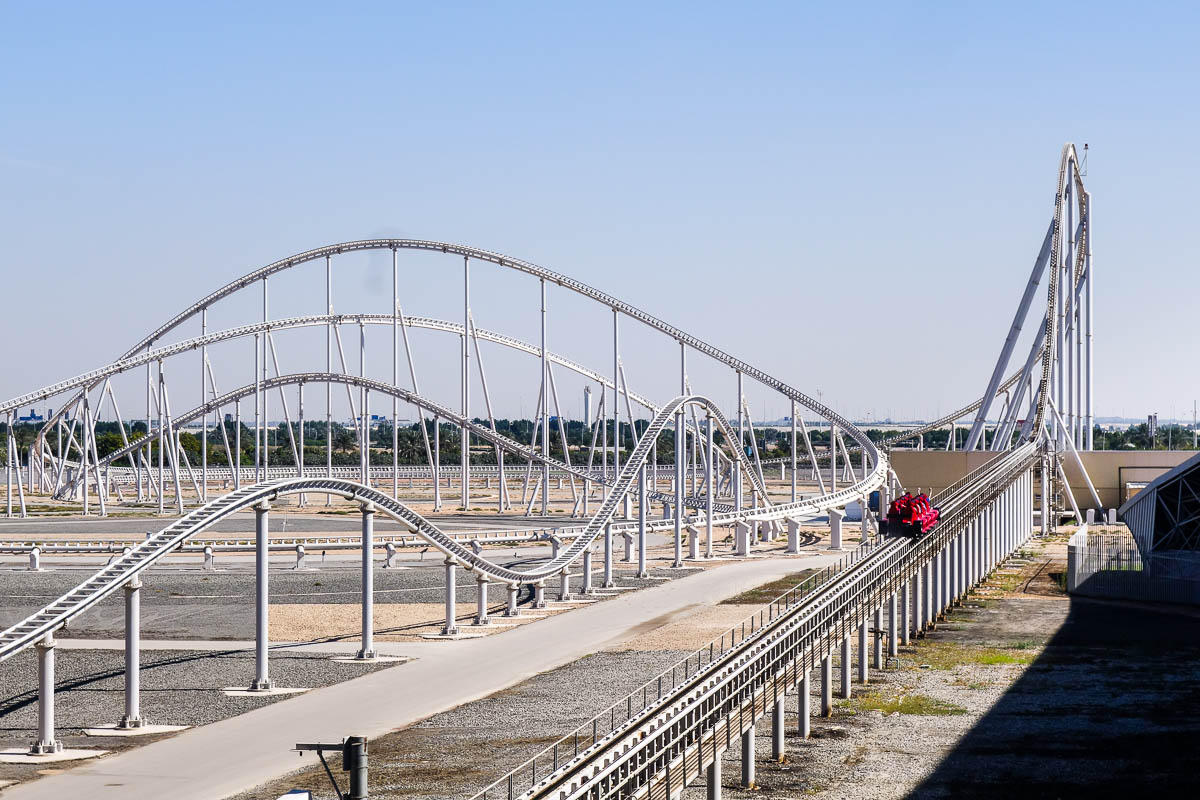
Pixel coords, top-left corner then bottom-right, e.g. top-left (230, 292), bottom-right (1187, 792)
top-left (882, 492), bottom-right (940, 537)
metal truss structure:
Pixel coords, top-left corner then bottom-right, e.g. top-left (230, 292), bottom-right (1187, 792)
top-left (0, 145), bottom-right (1094, 784)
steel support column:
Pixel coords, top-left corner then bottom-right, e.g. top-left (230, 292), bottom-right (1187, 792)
top-left (442, 560), bottom-right (459, 636)
top-left (250, 501), bottom-right (272, 691)
top-left (31, 635), bottom-right (60, 754)
top-left (119, 579), bottom-right (143, 727)
top-left (357, 503), bottom-right (376, 658)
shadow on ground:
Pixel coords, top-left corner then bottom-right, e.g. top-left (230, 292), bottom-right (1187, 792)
top-left (910, 596), bottom-right (1200, 798)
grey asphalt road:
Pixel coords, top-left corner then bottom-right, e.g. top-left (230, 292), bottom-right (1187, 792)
top-left (1, 554), bottom-right (836, 800)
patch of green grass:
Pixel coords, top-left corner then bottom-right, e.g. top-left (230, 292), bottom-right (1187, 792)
top-left (986, 572), bottom-right (1026, 593)
top-left (721, 569), bottom-right (822, 605)
top-left (839, 690), bottom-right (966, 716)
top-left (1005, 640), bottom-right (1039, 650)
top-left (913, 640), bottom-right (1035, 669)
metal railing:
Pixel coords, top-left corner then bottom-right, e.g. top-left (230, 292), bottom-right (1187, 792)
top-left (471, 445), bottom-right (1037, 799)
top-left (1067, 529), bottom-right (1200, 606)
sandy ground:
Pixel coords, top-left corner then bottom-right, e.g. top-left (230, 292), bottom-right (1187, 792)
top-left (267, 602), bottom-right (566, 641)
top-left (606, 604), bottom-right (758, 651)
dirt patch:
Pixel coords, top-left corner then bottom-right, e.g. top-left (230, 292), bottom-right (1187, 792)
top-left (268, 602), bottom-right (560, 642)
top-left (608, 604), bottom-right (761, 651)
top-left (720, 570), bottom-right (821, 605)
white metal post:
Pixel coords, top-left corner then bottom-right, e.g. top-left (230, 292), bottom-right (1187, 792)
top-left (637, 465), bottom-right (648, 578)
top-left (250, 501), bottom-right (272, 691)
top-left (1084, 192), bottom-right (1094, 450)
top-left (119, 579), bottom-right (144, 728)
top-left (443, 560), bottom-right (459, 636)
top-left (358, 503), bottom-right (375, 659)
top-left (603, 521), bottom-right (614, 588)
top-left (705, 412), bottom-right (714, 558)
top-left (462, 255), bottom-right (470, 510)
top-left (32, 635), bottom-right (60, 754)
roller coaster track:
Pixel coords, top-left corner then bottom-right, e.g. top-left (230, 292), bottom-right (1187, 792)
top-left (473, 443), bottom-right (1038, 799)
top-left (0, 394), bottom-right (790, 664)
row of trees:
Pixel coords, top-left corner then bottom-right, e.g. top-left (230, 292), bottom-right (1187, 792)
top-left (3, 419), bottom-right (1195, 466)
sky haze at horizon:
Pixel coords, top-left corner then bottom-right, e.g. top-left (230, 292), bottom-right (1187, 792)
top-left (2, 2), bottom-right (1198, 426)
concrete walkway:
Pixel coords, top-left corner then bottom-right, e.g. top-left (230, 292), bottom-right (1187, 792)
top-left (2, 554), bottom-right (833, 800)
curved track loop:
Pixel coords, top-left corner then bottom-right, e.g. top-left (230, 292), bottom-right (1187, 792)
top-left (88, 378), bottom-right (774, 507)
top-left (26, 238), bottom-right (884, 500)
top-left (1, 315), bottom-right (657, 418)
top-left (2, 394), bottom-right (781, 663)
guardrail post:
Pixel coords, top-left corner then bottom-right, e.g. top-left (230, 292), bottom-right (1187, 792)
top-left (442, 560), bottom-right (459, 636)
top-left (799, 670), bottom-right (811, 737)
top-left (505, 583), bottom-right (519, 617)
top-left (203, 545), bottom-right (214, 571)
top-left (28, 546), bottom-right (41, 572)
top-left (294, 544), bottom-right (307, 570)
top-left (119, 579), bottom-right (144, 728)
top-left (740, 726), bottom-right (755, 788)
top-left (384, 542), bottom-right (397, 568)
top-left (829, 508), bottom-right (844, 550)
top-left (249, 501), bottom-right (273, 691)
top-left (687, 525), bottom-right (700, 559)
top-left (786, 518), bottom-right (800, 554)
top-left (622, 532), bottom-right (634, 563)
top-left (820, 653), bottom-right (832, 716)
top-left (357, 503), bottom-right (376, 658)
top-left (857, 622), bottom-right (869, 683)
top-left (840, 636), bottom-right (851, 698)
top-left (31, 635), bottom-right (60, 753)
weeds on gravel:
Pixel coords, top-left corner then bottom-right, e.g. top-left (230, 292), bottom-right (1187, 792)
top-left (913, 641), bottom-right (1035, 669)
top-left (838, 690), bottom-right (966, 716)
top-left (1005, 640), bottom-right (1039, 650)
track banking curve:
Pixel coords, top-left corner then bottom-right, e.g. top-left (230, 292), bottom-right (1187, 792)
top-left (26, 238), bottom-right (885, 494)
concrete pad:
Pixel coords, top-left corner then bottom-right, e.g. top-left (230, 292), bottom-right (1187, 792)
top-left (83, 723), bottom-right (190, 738)
top-left (0, 748), bottom-right (108, 764)
top-left (329, 655), bottom-right (409, 665)
top-left (221, 687), bottom-right (310, 698)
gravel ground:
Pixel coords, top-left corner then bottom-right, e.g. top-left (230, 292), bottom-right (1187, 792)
top-left (230, 536), bottom-right (1200, 800)
top-left (230, 650), bottom-right (693, 800)
top-left (0, 561), bottom-right (704, 640)
top-left (0, 648), bottom-right (403, 789)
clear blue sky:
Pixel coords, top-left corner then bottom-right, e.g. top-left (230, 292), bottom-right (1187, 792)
top-left (2, 2), bottom-right (1198, 424)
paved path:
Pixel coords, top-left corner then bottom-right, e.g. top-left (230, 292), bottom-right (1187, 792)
top-left (2, 555), bottom-right (833, 800)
